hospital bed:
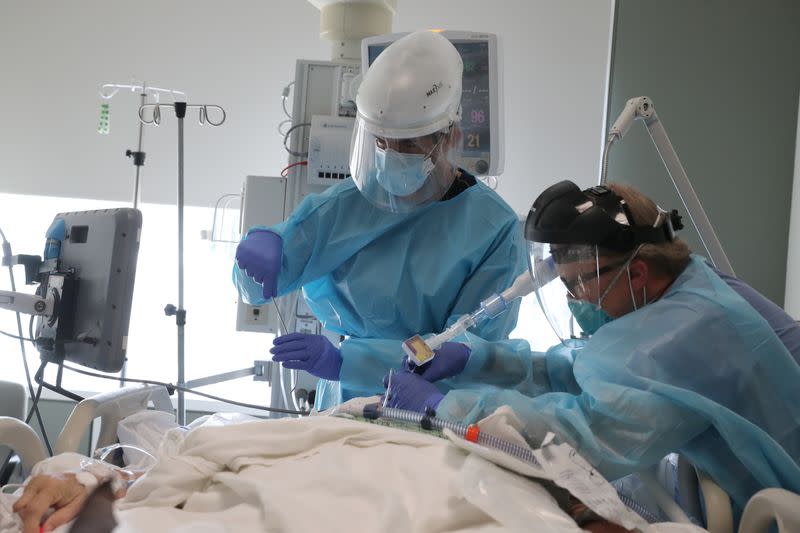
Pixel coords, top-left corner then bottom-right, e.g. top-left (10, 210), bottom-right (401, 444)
top-left (0, 385), bottom-right (172, 475)
top-left (0, 385), bottom-right (797, 533)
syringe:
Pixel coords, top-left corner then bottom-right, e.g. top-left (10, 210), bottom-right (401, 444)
top-left (402, 270), bottom-right (536, 366)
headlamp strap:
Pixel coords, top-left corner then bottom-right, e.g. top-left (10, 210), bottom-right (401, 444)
top-left (630, 208), bottom-right (684, 244)
top-left (586, 185), bottom-right (683, 245)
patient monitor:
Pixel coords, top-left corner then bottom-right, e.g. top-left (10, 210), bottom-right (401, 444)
top-left (361, 31), bottom-right (504, 177)
top-left (0, 208), bottom-right (141, 374)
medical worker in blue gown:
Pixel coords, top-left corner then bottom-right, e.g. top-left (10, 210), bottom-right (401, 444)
top-left (384, 180), bottom-right (800, 521)
top-left (233, 30), bottom-right (527, 410)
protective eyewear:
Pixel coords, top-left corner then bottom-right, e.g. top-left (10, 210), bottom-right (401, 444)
top-left (560, 260), bottom-right (626, 298)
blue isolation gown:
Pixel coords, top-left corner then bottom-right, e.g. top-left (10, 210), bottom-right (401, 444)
top-left (234, 177), bottom-right (527, 409)
top-left (435, 256), bottom-right (800, 519)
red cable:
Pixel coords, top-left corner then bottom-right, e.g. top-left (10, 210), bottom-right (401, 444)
top-left (280, 160), bottom-right (307, 177)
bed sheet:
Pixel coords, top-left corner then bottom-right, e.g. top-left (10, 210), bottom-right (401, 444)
top-left (2, 402), bottom-right (709, 533)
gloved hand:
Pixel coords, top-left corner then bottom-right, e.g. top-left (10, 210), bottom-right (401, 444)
top-left (270, 333), bottom-right (342, 381)
top-left (382, 371), bottom-right (444, 412)
top-left (403, 342), bottom-right (471, 382)
top-left (235, 229), bottom-right (283, 300)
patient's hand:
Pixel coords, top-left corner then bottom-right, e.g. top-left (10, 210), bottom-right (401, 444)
top-left (13, 473), bottom-right (88, 533)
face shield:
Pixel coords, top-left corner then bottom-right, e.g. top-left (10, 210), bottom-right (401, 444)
top-left (349, 118), bottom-right (462, 213)
top-left (529, 241), bottom-right (634, 342)
top-left (525, 180), bottom-right (685, 344)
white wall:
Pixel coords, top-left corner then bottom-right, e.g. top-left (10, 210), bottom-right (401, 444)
top-left (0, 0), bottom-right (613, 214)
top-left (786, 93), bottom-right (800, 318)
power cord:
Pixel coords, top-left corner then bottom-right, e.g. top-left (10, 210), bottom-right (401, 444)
top-left (280, 161), bottom-right (308, 177)
top-left (283, 122), bottom-right (311, 158)
top-left (277, 119), bottom-right (292, 137)
top-left (277, 81), bottom-right (294, 137)
top-left (281, 81), bottom-right (295, 120)
top-left (25, 311), bottom-right (53, 456)
top-left (0, 450), bottom-right (15, 485)
top-left (0, 227), bottom-right (53, 456)
top-left (0, 329), bottom-right (33, 342)
top-left (61, 363), bottom-right (308, 416)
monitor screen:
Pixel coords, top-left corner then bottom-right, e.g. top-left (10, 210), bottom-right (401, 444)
top-left (35, 208), bottom-right (141, 372)
top-left (454, 41), bottom-right (492, 166)
top-left (365, 33), bottom-right (500, 176)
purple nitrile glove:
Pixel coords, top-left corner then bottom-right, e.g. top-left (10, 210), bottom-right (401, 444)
top-left (235, 229), bottom-right (283, 300)
top-left (270, 333), bottom-right (342, 381)
top-left (382, 371), bottom-right (444, 413)
top-left (402, 342), bottom-right (471, 382)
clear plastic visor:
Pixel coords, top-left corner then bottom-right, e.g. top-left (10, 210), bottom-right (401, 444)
top-left (349, 116), bottom-right (462, 213)
top-left (528, 242), bottom-right (628, 341)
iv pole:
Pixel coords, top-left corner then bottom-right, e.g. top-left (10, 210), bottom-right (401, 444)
top-left (127, 91), bottom-right (146, 209)
top-left (600, 96), bottom-right (735, 276)
top-left (138, 101), bottom-right (226, 425)
top-left (100, 82), bottom-right (186, 388)
top-left (99, 82), bottom-right (187, 208)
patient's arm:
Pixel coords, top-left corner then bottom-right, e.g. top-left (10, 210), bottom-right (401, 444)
top-left (13, 469), bottom-right (140, 533)
top-left (13, 473), bottom-right (89, 533)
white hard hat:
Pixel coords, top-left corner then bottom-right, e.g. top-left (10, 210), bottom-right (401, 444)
top-left (356, 30), bottom-right (463, 139)
top-left (349, 30), bottom-right (464, 213)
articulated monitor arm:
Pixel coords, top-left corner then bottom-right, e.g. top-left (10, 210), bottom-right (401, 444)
top-left (0, 289), bottom-right (54, 316)
top-left (601, 96), bottom-right (735, 276)
top-left (607, 96), bottom-right (655, 141)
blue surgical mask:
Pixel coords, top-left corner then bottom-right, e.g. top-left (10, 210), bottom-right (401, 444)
top-left (374, 147), bottom-right (435, 196)
top-left (565, 247), bottom-right (644, 336)
top-left (567, 299), bottom-right (613, 336)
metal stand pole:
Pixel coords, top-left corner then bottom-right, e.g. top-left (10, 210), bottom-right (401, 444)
top-left (125, 92), bottom-right (148, 210)
top-left (175, 102), bottom-right (187, 425)
top-left (132, 92), bottom-right (146, 209)
top-left (119, 92), bottom-right (148, 387)
top-left (137, 100), bottom-right (225, 425)
top-left (161, 102), bottom-right (188, 425)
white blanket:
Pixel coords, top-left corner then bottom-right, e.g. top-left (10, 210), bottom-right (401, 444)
top-left (2, 409), bottom-right (709, 533)
top-left (118, 414), bottom-right (569, 532)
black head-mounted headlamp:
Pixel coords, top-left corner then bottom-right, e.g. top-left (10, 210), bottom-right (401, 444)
top-left (524, 180), bottom-right (683, 254)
